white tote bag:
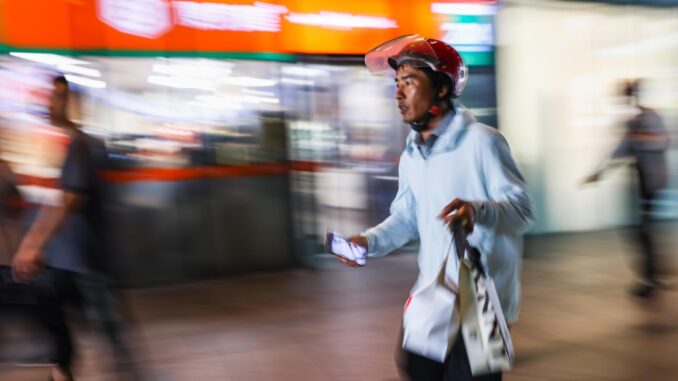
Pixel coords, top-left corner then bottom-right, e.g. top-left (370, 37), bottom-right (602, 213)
top-left (458, 244), bottom-right (514, 375)
top-left (402, 241), bottom-right (458, 363)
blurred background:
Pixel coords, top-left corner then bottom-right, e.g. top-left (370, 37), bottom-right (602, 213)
top-left (0, 0), bottom-right (677, 380)
top-left (0, 0), bottom-right (507, 284)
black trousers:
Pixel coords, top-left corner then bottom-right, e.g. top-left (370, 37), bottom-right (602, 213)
top-left (30, 268), bottom-right (129, 372)
top-left (404, 337), bottom-right (502, 381)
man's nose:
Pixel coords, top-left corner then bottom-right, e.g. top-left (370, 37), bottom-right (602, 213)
top-left (395, 86), bottom-right (404, 100)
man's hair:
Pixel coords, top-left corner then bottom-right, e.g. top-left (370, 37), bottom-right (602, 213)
top-left (398, 60), bottom-right (453, 100)
top-left (53, 75), bottom-right (69, 89)
top-left (622, 79), bottom-right (642, 96)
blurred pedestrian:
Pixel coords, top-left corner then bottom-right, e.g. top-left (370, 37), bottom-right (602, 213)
top-left (0, 156), bottom-right (32, 363)
top-left (584, 80), bottom-right (670, 298)
top-left (336, 35), bottom-right (533, 381)
top-left (0, 157), bottom-right (23, 262)
top-left (12, 75), bottom-right (137, 381)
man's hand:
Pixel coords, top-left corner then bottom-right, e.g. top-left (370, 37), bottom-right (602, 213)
top-left (335, 236), bottom-right (368, 268)
top-left (438, 199), bottom-right (476, 235)
top-left (9, 195), bottom-right (77, 282)
top-left (582, 172), bottom-right (602, 185)
top-left (12, 244), bottom-right (42, 282)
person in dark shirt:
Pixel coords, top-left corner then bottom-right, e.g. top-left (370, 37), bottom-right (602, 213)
top-left (585, 80), bottom-right (670, 298)
top-left (12, 76), bottom-right (137, 381)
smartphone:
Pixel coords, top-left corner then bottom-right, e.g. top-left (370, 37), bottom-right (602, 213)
top-left (324, 232), bottom-right (367, 266)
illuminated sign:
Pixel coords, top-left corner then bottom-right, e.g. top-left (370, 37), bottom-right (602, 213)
top-left (286, 12), bottom-right (397, 29)
top-left (431, 1), bottom-right (496, 64)
top-left (98, 0), bottom-right (173, 38)
top-left (441, 22), bottom-right (493, 46)
top-left (430, 2), bottom-right (498, 16)
top-left (173, 1), bottom-right (287, 32)
top-left (97, 0), bottom-right (397, 37)
top-left (1, 0), bottom-right (495, 62)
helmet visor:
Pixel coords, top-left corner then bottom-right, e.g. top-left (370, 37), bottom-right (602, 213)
top-left (364, 34), bottom-right (439, 76)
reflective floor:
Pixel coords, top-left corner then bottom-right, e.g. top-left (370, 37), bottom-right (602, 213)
top-left (1, 227), bottom-right (677, 381)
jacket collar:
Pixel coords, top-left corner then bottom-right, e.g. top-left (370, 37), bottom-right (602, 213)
top-left (405, 104), bottom-right (476, 158)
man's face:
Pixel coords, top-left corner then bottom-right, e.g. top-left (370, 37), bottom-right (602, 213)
top-left (395, 64), bottom-right (435, 125)
top-left (49, 82), bottom-right (68, 121)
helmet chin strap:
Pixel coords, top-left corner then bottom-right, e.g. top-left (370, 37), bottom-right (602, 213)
top-left (409, 100), bottom-right (443, 133)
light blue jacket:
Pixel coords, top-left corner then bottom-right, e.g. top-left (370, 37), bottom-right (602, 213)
top-left (363, 106), bottom-right (533, 322)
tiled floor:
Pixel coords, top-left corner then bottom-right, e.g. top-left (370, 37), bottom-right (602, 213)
top-left (1, 227), bottom-right (677, 380)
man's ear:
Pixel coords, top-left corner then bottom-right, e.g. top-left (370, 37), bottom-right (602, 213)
top-left (437, 83), bottom-right (451, 100)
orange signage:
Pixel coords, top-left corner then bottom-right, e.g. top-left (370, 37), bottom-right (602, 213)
top-left (0, 0), bottom-right (454, 54)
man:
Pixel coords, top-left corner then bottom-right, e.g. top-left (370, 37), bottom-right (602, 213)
top-left (12, 76), bottom-right (135, 381)
top-left (585, 80), bottom-right (670, 298)
top-left (337, 35), bottom-right (533, 380)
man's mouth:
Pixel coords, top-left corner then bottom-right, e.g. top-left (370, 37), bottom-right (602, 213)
top-left (398, 104), bottom-right (408, 114)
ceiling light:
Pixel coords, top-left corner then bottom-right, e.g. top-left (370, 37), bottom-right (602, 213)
top-left (9, 52), bottom-right (89, 66)
top-left (58, 65), bottom-right (101, 77)
top-left (147, 75), bottom-right (216, 91)
top-left (152, 63), bottom-right (232, 78)
top-left (64, 75), bottom-right (106, 88)
top-left (218, 76), bottom-right (278, 87)
top-left (281, 66), bottom-right (329, 77)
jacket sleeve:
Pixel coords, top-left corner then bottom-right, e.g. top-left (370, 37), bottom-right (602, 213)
top-left (611, 133), bottom-right (633, 160)
top-left (470, 132), bottom-right (534, 234)
top-left (362, 163), bottom-right (419, 257)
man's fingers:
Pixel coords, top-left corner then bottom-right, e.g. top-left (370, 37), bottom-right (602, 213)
top-left (442, 205), bottom-right (475, 235)
top-left (348, 236), bottom-right (368, 251)
top-left (438, 199), bottom-right (460, 218)
top-left (442, 205), bottom-right (469, 224)
top-left (12, 265), bottom-right (31, 282)
top-left (438, 199), bottom-right (463, 219)
top-left (337, 256), bottom-right (358, 268)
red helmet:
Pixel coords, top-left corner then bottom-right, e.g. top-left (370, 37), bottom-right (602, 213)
top-left (365, 34), bottom-right (468, 98)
